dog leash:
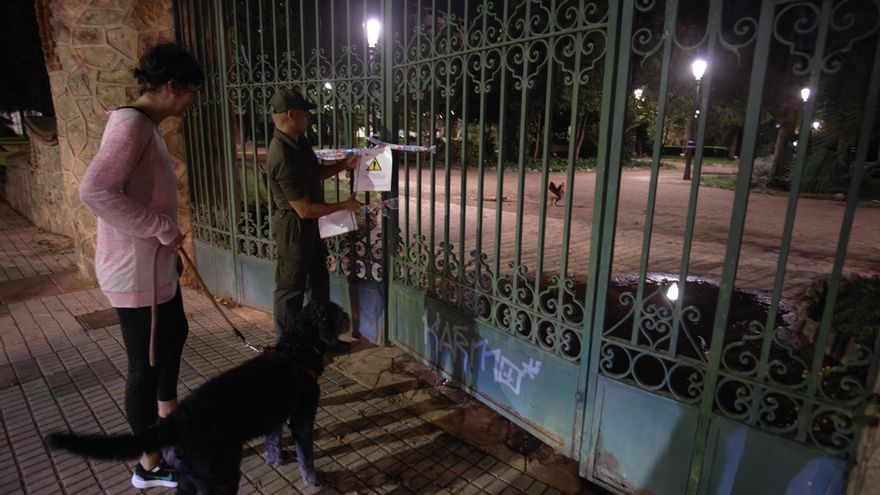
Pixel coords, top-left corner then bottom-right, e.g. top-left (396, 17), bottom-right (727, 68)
top-left (148, 238), bottom-right (264, 367)
top-left (177, 248), bottom-right (265, 353)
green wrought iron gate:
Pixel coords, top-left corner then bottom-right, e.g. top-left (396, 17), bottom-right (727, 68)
top-left (174, 0), bottom-right (390, 341)
top-left (175, 0), bottom-right (880, 493)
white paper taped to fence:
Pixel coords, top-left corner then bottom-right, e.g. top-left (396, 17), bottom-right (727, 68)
top-left (355, 145), bottom-right (392, 192)
top-left (318, 210), bottom-right (357, 238)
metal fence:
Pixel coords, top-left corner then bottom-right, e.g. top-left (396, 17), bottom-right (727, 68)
top-left (175, 0), bottom-right (880, 492)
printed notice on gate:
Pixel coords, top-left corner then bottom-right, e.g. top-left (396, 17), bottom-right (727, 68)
top-left (319, 210), bottom-right (357, 238)
top-left (355, 146), bottom-right (392, 192)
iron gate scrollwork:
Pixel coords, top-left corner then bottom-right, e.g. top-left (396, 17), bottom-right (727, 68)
top-left (389, 0), bottom-right (612, 363)
top-left (175, 0), bottom-right (880, 493)
top-left (178, 0), bottom-right (388, 295)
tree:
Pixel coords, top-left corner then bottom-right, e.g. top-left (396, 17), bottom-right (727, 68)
top-left (802, 32), bottom-right (880, 197)
top-left (785, 1), bottom-right (880, 196)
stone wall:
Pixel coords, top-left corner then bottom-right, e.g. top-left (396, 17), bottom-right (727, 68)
top-left (34, 0), bottom-right (194, 280)
top-left (5, 134), bottom-right (72, 238)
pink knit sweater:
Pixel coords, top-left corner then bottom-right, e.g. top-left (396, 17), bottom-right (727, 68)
top-left (79, 108), bottom-right (180, 308)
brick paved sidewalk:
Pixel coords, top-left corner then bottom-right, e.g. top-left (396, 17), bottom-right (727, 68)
top-left (0, 200), bottom-right (585, 495)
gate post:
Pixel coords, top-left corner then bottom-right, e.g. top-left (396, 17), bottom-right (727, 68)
top-left (380, 0), bottom-right (398, 346)
top-left (211, 0), bottom-right (242, 305)
top-left (578, 0), bottom-right (634, 478)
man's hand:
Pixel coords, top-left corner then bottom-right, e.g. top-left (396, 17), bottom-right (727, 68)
top-left (343, 155), bottom-right (359, 171)
top-left (343, 195), bottom-right (363, 211)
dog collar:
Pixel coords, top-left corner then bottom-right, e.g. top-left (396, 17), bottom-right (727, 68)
top-left (263, 346), bottom-right (321, 382)
top-left (297, 365), bottom-right (320, 382)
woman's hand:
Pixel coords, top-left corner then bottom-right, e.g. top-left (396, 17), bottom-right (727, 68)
top-left (166, 231), bottom-right (186, 250)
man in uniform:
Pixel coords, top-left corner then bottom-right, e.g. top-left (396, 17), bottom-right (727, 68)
top-left (265, 88), bottom-right (361, 350)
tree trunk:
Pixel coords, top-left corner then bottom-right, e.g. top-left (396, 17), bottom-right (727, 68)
top-left (728, 128), bottom-right (739, 159)
top-left (771, 108), bottom-right (797, 186)
top-left (836, 139), bottom-right (851, 179)
top-left (534, 111), bottom-right (542, 159)
top-left (662, 116), bottom-right (671, 148)
top-left (575, 116), bottom-right (586, 161)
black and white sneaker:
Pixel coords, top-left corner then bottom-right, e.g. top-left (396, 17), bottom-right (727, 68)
top-left (131, 462), bottom-right (178, 489)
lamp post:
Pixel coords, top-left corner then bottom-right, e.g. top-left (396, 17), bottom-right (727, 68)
top-left (683, 58), bottom-right (707, 181)
top-left (633, 88), bottom-right (644, 155)
top-left (365, 18), bottom-right (381, 137)
top-left (794, 87), bottom-right (811, 153)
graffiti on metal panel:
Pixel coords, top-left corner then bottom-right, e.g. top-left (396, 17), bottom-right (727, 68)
top-left (425, 313), bottom-right (541, 395)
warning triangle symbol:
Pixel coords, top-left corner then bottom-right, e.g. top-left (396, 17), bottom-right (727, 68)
top-left (367, 158), bottom-right (382, 171)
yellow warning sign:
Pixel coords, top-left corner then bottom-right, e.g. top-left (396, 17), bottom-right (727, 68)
top-left (367, 158), bottom-right (382, 171)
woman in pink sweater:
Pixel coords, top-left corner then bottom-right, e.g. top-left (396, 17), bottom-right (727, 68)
top-left (79, 43), bottom-right (203, 490)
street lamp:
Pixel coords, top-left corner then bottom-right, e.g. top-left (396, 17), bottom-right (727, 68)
top-left (794, 88), bottom-right (813, 155)
top-left (683, 58), bottom-right (707, 181)
top-left (366, 18), bottom-right (381, 48)
top-left (364, 18), bottom-right (382, 136)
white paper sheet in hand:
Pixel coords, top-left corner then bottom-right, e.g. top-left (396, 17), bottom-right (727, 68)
top-left (318, 210), bottom-right (357, 238)
top-left (355, 146), bottom-right (392, 191)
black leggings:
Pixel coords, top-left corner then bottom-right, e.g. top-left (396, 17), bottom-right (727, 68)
top-left (116, 289), bottom-right (189, 435)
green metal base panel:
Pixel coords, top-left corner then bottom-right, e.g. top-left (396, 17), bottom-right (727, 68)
top-left (238, 255), bottom-right (275, 311)
top-left (390, 283), bottom-right (579, 454)
top-left (590, 377), bottom-right (698, 495)
top-left (193, 241), bottom-right (235, 301)
top-left (192, 242), bottom-right (384, 344)
top-left (330, 276), bottom-right (384, 344)
top-left (699, 417), bottom-right (846, 495)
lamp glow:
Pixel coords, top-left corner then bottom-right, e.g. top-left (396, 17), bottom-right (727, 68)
top-left (691, 59), bottom-right (707, 81)
top-left (666, 283), bottom-right (679, 301)
top-left (800, 87), bottom-right (811, 102)
top-left (366, 18), bottom-right (381, 47)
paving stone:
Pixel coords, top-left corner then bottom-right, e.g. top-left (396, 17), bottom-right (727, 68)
top-left (0, 201), bottom-right (573, 494)
top-left (24, 477), bottom-right (61, 495)
top-left (459, 482), bottom-right (486, 495)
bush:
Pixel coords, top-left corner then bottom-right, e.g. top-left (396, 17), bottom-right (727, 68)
top-left (700, 174), bottom-right (737, 190)
top-left (749, 155), bottom-right (775, 186)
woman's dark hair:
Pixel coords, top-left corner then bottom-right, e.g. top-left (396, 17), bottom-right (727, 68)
top-left (133, 43), bottom-right (204, 94)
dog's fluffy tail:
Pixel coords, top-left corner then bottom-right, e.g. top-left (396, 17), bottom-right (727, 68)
top-left (47, 425), bottom-right (170, 461)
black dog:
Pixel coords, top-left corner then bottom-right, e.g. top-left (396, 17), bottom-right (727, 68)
top-left (47, 300), bottom-right (349, 494)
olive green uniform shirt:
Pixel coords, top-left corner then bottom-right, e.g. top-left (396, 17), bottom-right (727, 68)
top-left (265, 129), bottom-right (324, 259)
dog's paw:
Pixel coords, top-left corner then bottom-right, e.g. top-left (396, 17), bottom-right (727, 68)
top-left (299, 467), bottom-right (328, 487)
top-left (266, 449), bottom-right (294, 467)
